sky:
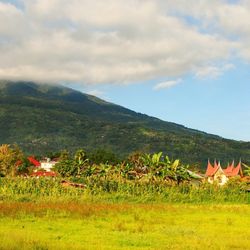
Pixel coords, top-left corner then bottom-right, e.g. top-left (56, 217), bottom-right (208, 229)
top-left (0, 0), bottom-right (250, 141)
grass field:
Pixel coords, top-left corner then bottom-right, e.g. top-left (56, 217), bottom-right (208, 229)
top-left (0, 202), bottom-right (249, 250)
top-left (0, 178), bottom-right (249, 249)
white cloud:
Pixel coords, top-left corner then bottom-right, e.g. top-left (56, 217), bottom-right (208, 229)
top-left (153, 79), bottom-right (182, 90)
top-left (0, 0), bottom-right (249, 85)
top-left (195, 64), bottom-right (235, 79)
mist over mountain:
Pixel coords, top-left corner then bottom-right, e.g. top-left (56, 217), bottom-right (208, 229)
top-left (0, 81), bottom-right (249, 168)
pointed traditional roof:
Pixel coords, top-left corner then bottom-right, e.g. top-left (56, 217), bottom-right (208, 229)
top-left (218, 161), bottom-right (221, 168)
top-left (205, 160), bottom-right (214, 176)
top-left (205, 160), bottom-right (219, 177)
top-left (224, 161), bottom-right (234, 174)
top-left (206, 159), bottom-right (243, 178)
top-left (214, 159), bottom-right (218, 169)
top-left (226, 161), bottom-right (243, 177)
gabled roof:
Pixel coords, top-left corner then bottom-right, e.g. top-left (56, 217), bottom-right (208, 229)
top-left (28, 156), bottom-right (41, 167)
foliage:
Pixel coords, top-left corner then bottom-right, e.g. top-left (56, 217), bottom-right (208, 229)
top-left (53, 149), bottom-right (89, 177)
top-left (53, 158), bottom-right (74, 178)
top-left (0, 144), bottom-right (24, 177)
top-left (16, 157), bottom-right (33, 176)
top-left (0, 177), bottom-right (248, 204)
top-left (242, 162), bottom-right (250, 176)
top-left (121, 152), bottom-right (191, 183)
top-left (89, 148), bottom-right (120, 165)
top-left (51, 149), bottom-right (192, 184)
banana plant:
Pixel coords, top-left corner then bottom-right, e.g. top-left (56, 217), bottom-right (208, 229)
top-left (84, 165), bottom-right (97, 177)
top-left (171, 159), bottom-right (180, 171)
top-left (97, 163), bottom-right (112, 177)
top-left (164, 155), bottom-right (171, 164)
top-left (120, 163), bottom-right (134, 179)
top-left (151, 152), bottom-right (163, 166)
top-left (74, 149), bottom-right (89, 176)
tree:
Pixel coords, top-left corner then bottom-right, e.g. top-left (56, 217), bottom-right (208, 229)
top-left (59, 149), bottom-right (70, 161)
top-left (89, 149), bottom-right (120, 165)
top-left (53, 149), bottom-right (89, 177)
top-left (53, 150), bottom-right (75, 178)
top-left (53, 159), bottom-right (76, 178)
top-left (0, 144), bottom-right (24, 177)
top-left (16, 157), bottom-right (32, 176)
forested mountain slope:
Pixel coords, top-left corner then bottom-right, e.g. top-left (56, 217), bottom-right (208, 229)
top-left (0, 81), bottom-right (249, 168)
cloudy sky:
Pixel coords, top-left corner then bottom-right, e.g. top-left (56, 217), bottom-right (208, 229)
top-left (1, 0), bottom-right (250, 140)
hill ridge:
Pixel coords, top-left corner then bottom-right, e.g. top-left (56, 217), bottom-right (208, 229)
top-left (0, 80), bottom-right (249, 168)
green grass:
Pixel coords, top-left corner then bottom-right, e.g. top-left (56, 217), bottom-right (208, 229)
top-left (0, 178), bottom-right (249, 249)
top-left (0, 202), bottom-right (249, 249)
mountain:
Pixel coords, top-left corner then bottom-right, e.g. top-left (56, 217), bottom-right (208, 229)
top-left (0, 80), bottom-right (249, 168)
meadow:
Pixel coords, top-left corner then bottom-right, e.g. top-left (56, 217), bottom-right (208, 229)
top-left (0, 202), bottom-right (249, 250)
top-left (0, 178), bottom-right (249, 249)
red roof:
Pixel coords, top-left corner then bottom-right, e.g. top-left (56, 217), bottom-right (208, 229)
top-left (205, 160), bottom-right (243, 177)
top-left (224, 161), bottom-right (234, 174)
top-left (205, 160), bottom-right (219, 177)
top-left (225, 161), bottom-right (243, 177)
top-left (206, 160), bottom-right (215, 176)
top-left (28, 156), bottom-right (41, 167)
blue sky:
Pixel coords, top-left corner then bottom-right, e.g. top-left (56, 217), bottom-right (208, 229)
top-left (0, 0), bottom-right (250, 141)
top-left (74, 60), bottom-right (250, 141)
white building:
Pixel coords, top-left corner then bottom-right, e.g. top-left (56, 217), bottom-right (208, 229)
top-left (40, 158), bottom-right (58, 172)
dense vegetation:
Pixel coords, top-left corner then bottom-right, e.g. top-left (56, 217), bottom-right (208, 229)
top-left (0, 145), bottom-right (249, 204)
top-left (0, 144), bottom-right (194, 181)
top-left (0, 177), bottom-right (249, 204)
top-left (0, 81), bottom-right (250, 170)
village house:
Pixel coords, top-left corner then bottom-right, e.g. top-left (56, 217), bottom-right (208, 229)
top-left (28, 156), bottom-right (58, 177)
top-left (28, 156), bottom-right (58, 172)
top-left (40, 158), bottom-right (58, 172)
top-left (205, 160), bottom-right (243, 185)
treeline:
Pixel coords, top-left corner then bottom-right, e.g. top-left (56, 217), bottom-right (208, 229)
top-left (0, 144), bottom-right (122, 177)
top-left (0, 144), bottom-right (196, 184)
top-left (1, 144), bottom-right (249, 204)
top-left (1, 144), bottom-right (249, 185)
top-left (53, 150), bottom-right (193, 184)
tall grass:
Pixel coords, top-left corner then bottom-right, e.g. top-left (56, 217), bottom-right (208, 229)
top-left (0, 177), bottom-right (248, 204)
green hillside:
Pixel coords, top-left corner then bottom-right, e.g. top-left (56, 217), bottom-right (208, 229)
top-left (0, 80), bottom-right (249, 168)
